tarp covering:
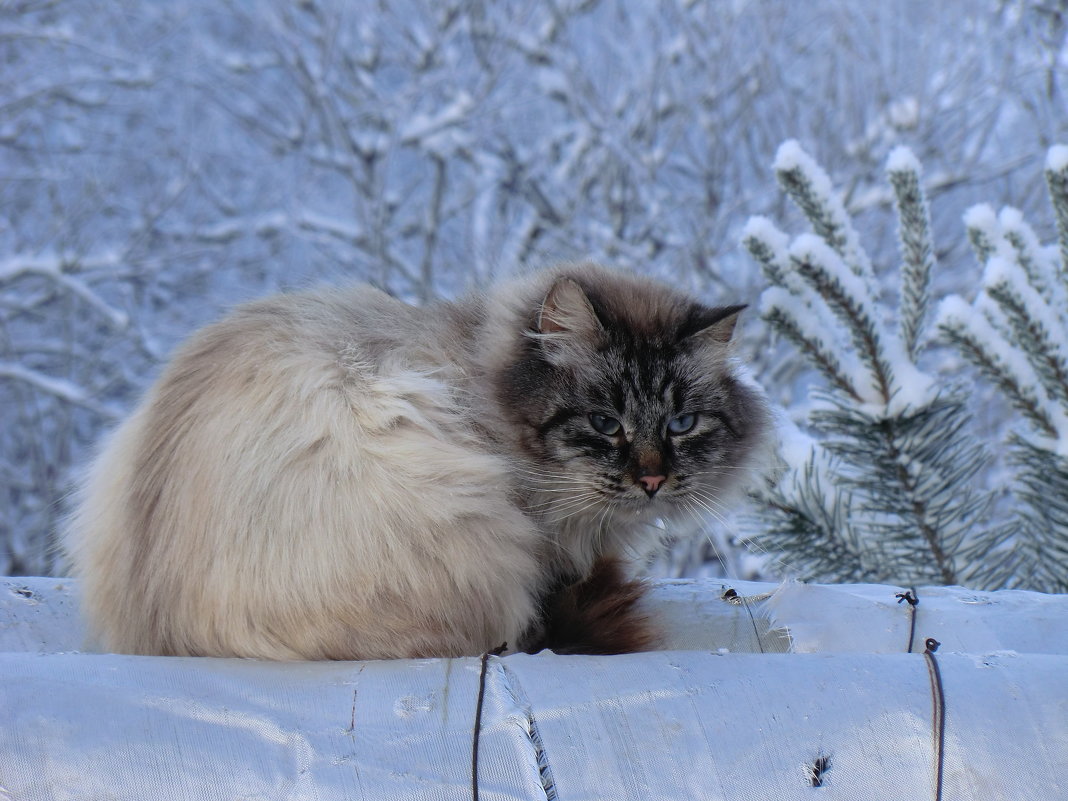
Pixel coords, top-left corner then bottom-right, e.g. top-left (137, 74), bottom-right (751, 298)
top-left (2, 576), bottom-right (1067, 800)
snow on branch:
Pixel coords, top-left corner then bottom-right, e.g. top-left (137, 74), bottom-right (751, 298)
top-left (0, 254), bottom-right (129, 330)
top-left (997, 207), bottom-right (1065, 309)
top-left (963, 203), bottom-right (1005, 267)
top-left (935, 296), bottom-right (1061, 439)
top-left (982, 256), bottom-right (1068, 412)
top-left (887, 146), bottom-right (934, 360)
top-left (745, 142), bottom-right (1007, 588)
top-left (773, 140), bottom-right (875, 288)
top-left (759, 287), bottom-right (864, 403)
top-left (940, 146), bottom-right (1068, 448)
top-left (0, 362), bottom-right (118, 419)
top-left (1046, 145), bottom-right (1068, 275)
top-left (787, 234), bottom-right (896, 404)
top-left (741, 216), bottom-right (790, 286)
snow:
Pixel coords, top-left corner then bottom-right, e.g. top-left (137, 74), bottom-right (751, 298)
top-left (774, 141), bottom-right (875, 284)
top-left (399, 92), bottom-right (475, 150)
top-left (885, 144), bottom-right (922, 175)
top-left (761, 284), bottom-right (877, 404)
top-left (935, 294), bottom-right (1068, 448)
top-left (741, 216), bottom-right (789, 263)
top-left (790, 233), bottom-right (873, 311)
top-left (886, 95), bottom-right (919, 130)
top-left (5, 576), bottom-right (1067, 799)
top-left (740, 215), bottom-right (790, 281)
top-left (0, 363), bottom-right (117, 418)
top-left (1046, 144), bottom-right (1068, 173)
top-left (962, 202), bottom-right (1000, 238)
top-left (984, 255), bottom-right (1067, 340)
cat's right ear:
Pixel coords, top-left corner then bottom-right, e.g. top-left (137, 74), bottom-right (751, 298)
top-left (537, 278), bottom-right (602, 336)
top-left (533, 278), bottom-right (604, 363)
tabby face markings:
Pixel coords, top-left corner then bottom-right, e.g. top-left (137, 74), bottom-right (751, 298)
top-left (503, 270), bottom-right (761, 524)
top-left (535, 347), bottom-right (740, 507)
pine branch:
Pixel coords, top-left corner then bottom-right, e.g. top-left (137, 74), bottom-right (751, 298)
top-left (983, 257), bottom-right (1068, 410)
top-left (789, 237), bottom-right (894, 404)
top-left (1003, 435), bottom-right (1068, 592)
top-left (1045, 145), bottom-right (1068, 277)
top-left (773, 140), bottom-right (875, 285)
top-left (809, 394), bottom-right (991, 586)
top-left (963, 203), bottom-right (1002, 266)
top-left (760, 293), bottom-right (863, 402)
top-left (742, 143), bottom-right (1056, 591)
top-left (936, 297), bottom-right (1060, 438)
top-left (748, 460), bottom-right (880, 583)
top-left (999, 207), bottom-right (1062, 306)
top-left (887, 147), bottom-right (935, 360)
top-left (742, 216), bottom-right (790, 286)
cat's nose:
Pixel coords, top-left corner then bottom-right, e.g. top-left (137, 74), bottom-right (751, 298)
top-left (638, 474), bottom-right (666, 497)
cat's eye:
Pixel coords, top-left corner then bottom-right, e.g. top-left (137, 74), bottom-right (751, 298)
top-left (667, 413), bottom-right (697, 435)
top-left (589, 413), bottom-right (622, 436)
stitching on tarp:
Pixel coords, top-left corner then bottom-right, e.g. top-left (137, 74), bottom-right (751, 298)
top-left (896, 587), bottom-right (919, 653)
top-left (721, 587), bottom-right (766, 654)
top-left (923, 638), bottom-right (946, 801)
top-left (499, 660), bottom-right (558, 801)
top-left (472, 649), bottom-right (557, 801)
top-left (471, 648), bottom-right (497, 801)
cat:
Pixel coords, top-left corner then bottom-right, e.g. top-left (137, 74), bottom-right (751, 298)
top-left (64, 262), bottom-right (773, 660)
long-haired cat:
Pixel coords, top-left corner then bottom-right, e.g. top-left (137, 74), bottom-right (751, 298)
top-left (65, 263), bottom-right (772, 660)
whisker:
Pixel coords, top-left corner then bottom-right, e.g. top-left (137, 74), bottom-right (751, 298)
top-left (544, 496), bottom-right (607, 524)
top-left (525, 491), bottom-right (602, 513)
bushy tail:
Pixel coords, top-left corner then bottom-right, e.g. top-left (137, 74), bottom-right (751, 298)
top-left (527, 557), bottom-right (658, 655)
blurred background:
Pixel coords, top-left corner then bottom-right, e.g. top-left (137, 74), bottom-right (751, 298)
top-left (1, 0), bottom-right (1065, 577)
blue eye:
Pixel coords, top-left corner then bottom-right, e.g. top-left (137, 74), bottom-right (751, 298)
top-left (667, 413), bottom-right (697, 435)
top-left (589, 413), bottom-right (622, 436)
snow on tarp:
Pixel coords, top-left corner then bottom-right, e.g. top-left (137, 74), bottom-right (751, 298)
top-left (2, 577), bottom-right (1067, 799)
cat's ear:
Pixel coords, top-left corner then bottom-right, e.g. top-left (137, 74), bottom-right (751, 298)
top-left (683, 304), bottom-right (747, 348)
top-left (536, 278), bottom-right (604, 337)
top-left (534, 278), bottom-right (605, 364)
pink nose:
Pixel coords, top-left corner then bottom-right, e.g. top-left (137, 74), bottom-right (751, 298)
top-left (638, 475), bottom-right (666, 496)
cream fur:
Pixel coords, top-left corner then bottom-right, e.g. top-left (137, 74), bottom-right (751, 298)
top-left (67, 287), bottom-right (543, 659)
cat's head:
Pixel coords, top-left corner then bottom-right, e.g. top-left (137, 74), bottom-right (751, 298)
top-left (494, 263), bottom-right (772, 529)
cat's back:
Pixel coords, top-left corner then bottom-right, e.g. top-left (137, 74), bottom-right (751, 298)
top-left (66, 283), bottom-right (540, 660)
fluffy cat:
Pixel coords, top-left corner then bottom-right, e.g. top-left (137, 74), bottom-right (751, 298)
top-left (64, 263), bottom-right (772, 660)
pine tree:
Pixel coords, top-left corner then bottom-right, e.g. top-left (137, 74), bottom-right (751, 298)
top-left (744, 142), bottom-right (995, 588)
top-left (934, 146), bottom-right (1068, 591)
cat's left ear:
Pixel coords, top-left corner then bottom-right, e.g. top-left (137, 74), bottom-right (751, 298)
top-left (683, 304), bottom-right (747, 347)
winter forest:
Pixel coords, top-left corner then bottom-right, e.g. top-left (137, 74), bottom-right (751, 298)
top-left (2, 0), bottom-right (1067, 591)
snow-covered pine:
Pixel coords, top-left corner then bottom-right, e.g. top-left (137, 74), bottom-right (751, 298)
top-left (936, 296), bottom-right (1061, 439)
top-left (963, 203), bottom-right (1003, 267)
top-left (772, 141), bottom-right (876, 288)
top-left (743, 217), bottom-right (867, 402)
top-left (935, 145), bottom-right (1068, 591)
top-left (746, 143), bottom-right (994, 588)
top-left (1047, 145), bottom-right (1068, 276)
top-left (887, 146), bottom-right (934, 360)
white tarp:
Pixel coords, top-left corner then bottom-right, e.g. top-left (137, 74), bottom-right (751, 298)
top-left (2, 576), bottom-right (1067, 800)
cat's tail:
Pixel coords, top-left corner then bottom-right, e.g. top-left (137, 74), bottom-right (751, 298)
top-left (528, 557), bottom-right (659, 655)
